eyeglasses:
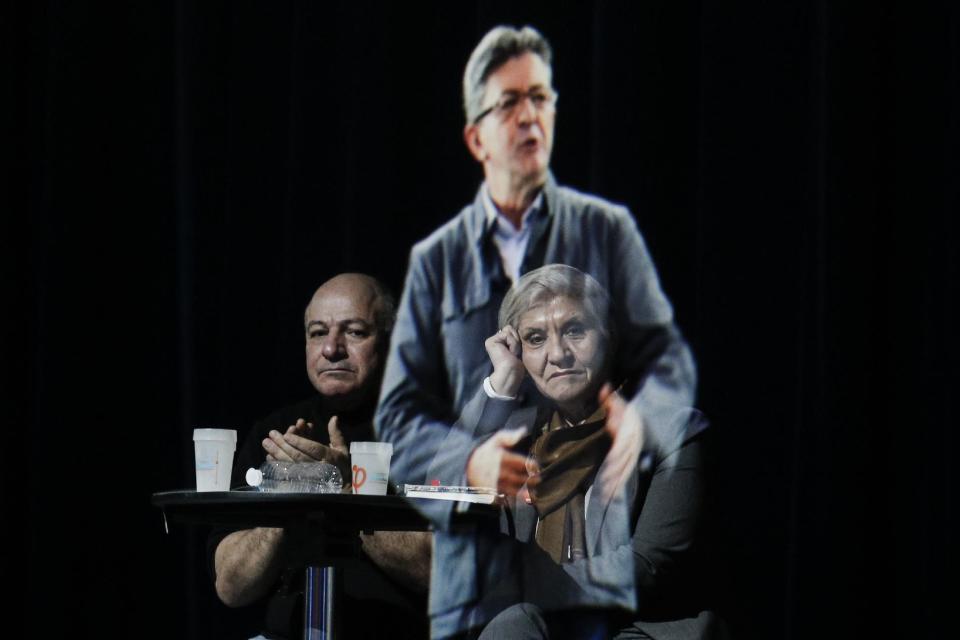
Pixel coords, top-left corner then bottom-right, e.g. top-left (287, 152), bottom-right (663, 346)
top-left (473, 88), bottom-right (557, 124)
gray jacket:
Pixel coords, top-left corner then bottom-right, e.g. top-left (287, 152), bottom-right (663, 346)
top-left (376, 177), bottom-right (701, 636)
top-left (424, 389), bottom-right (712, 639)
top-left (376, 176), bottom-right (698, 487)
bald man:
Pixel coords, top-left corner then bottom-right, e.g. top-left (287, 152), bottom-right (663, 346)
top-left (209, 274), bottom-right (431, 640)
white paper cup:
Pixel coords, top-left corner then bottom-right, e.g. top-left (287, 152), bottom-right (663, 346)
top-left (349, 441), bottom-right (393, 495)
top-left (193, 428), bottom-right (237, 492)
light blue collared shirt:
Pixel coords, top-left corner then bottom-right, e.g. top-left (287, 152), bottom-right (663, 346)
top-left (481, 184), bottom-right (544, 283)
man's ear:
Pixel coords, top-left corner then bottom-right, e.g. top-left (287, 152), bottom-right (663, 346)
top-left (463, 123), bottom-right (486, 163)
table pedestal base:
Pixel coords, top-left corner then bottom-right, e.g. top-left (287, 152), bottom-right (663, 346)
top-left (305, 565), bottom-right (336, 639)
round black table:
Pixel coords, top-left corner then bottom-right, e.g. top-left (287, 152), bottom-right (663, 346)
top-left (152, 489), bottom-right (435, 640)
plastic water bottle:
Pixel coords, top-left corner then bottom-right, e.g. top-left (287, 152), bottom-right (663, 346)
top-left (245, 461), bottom-right (343, 493)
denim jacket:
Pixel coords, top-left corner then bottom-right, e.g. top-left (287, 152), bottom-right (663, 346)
top-left (375, 175), bottom-right (699, 636)
top-left (376, 175), bottom-right (697, 488)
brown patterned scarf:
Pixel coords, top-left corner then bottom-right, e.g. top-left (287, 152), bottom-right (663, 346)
top-left (530, 406), bottom-right (612, 564)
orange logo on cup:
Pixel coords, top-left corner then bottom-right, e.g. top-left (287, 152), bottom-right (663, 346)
top-left (352, 464), bottom-right (366, 491)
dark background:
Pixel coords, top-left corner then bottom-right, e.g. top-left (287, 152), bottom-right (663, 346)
top-left (3, 1), bottom-right (956, 638)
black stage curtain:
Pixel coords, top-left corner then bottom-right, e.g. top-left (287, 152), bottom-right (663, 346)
top-left (3, 1), bottom-right (956, 638)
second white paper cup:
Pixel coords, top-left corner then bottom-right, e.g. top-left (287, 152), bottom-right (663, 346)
top-left (350, 441), bottom-right (393, 495)
top-left (193, 428), bottom-right (237, 492)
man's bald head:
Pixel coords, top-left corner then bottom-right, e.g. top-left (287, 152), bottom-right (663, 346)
top-left (303, 274), bottom-right (396, 406)
top-left (305, 273), bottom-right (396, 337)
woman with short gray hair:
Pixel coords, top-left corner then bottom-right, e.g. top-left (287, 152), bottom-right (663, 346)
top-left (435, 263), bottom-right (719, 639)
top-left (498, 263), bottom-right (614, 349)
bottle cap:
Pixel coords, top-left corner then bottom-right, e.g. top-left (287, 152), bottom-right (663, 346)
top-left (245, 467), bottom-right (263, 487)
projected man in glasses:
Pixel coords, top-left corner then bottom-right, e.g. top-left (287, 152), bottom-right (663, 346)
top-left (377, 25), bottom-right (700, 638)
